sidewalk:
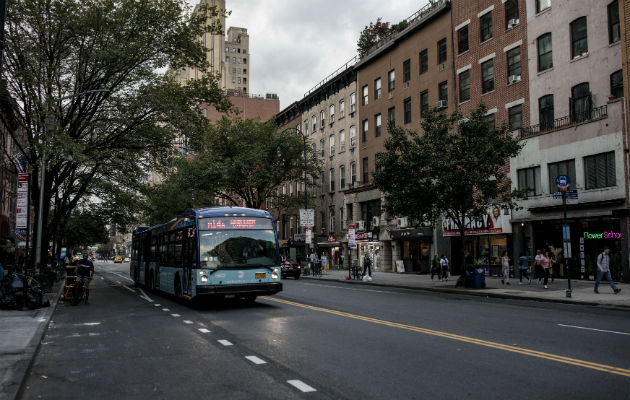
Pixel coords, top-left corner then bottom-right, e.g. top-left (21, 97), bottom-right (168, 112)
top-left (0, 283), bottom-right (61, 400)
top-left (302, 269), bottom-right (630, 309)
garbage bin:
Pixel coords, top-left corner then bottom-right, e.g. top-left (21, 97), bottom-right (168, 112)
top-left (472, 267), bottom-right (486, 289)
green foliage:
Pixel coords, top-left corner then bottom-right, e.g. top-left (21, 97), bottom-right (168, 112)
top-left (63, 210), bottom-right (109, 250)
top-left (357, 18), bottom-right (391, 57)
top-left (374, 104), bottom-right (523, 232)
top-left (3, 0), bottom-right (230, 260)
top-left (391, 20), bottom-right (410, 33)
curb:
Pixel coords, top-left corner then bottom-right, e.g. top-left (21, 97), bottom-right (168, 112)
top-left (302, 275), bottom-right (630, 311)
top-left (10, 282), bottom-right (63, 400)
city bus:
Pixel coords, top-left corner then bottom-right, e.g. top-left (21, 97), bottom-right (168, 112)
top-left (130, 207), bottom-right (282, 302)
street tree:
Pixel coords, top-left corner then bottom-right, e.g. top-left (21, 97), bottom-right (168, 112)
top-left (2, 0), bottom-right (231, 264)
top-left (62, 209), bottom-right (109, 253)
top-left (373, 105), bottom-right (523, 275)
top-left (187, 117), bottom-right (321, 210)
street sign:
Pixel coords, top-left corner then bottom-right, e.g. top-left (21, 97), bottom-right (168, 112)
top-left (563, 241), bottom-right (572, 258)
top-left (299, 209), bottom-right (314, 227)
top-left (305, 227), bottom-right (312, 244)
top-left (562, 224), bottom-right (570, 241)
top-left (348, 224), bottom-right (356, 248)
top-left (556, 175), bottom-right (571, 191)
top-left (553, 190), bottom-right (578, 204)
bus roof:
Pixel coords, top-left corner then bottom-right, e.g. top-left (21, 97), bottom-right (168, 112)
top-left (195, 207), bottom-right (271, 219)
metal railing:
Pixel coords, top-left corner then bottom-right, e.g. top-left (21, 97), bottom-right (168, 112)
top-left (303, 55), bottom-right (358, 98)
top-left (520, 105), bottom-right (608, 138)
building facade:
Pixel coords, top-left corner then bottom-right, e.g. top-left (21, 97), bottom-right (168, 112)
top-left (509, 0), bottom-right (628, 280)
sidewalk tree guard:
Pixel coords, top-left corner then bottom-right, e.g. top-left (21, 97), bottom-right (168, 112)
top-left (373, 105), bottom-right (523, 279)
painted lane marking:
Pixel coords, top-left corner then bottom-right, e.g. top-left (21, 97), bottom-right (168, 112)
top-left (305, 282), bottom-right (385, 293)
top-left (162, 308), bottom-right (170, 312)
top-left (183, 320), bottom-right (194, 325)
top-left (558, 324), bottom-right (630, 336)
top-left (198, 328), bottom-right (211, 333)
top-left (121, 285), bottom-right (136, 293)
top-left (170, 314), bottom-right (181, 318)
top-left (100, 276), bottom-right (104, 280)
top-left (138, 288), bottom-right (154, 303)
top-left (109, 271), bottom-right (134, 282)
top-left (154, 304), bottom-right (161, 307)
top-left (287, 380), bottom-right (317, 393)
top-left (263, 297), bottom-right (630, 378)
top-left (245, 356), bottom-right (267, 365)
top-left (74, 322), bottom-right (101, 326)
top-left (218, 340), bottom-right (233, 346)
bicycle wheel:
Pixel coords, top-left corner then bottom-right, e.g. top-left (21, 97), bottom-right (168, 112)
top-left (71, 281), bottom-right (83, 306)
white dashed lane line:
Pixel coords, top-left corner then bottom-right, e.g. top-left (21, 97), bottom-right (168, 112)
top-left (245, 356), bottom-right (267, 365)
top-left (154, 304), bottom-right (161, 307)
top-left (170, 314), bottom-right (181, 317)
top-left (198, 328), bottom-right (211, 334)
top-left (217, 340), bottom-right (233, 346)
top-left (183, 320), bottom-right (194, 325)
top-left (162, 308), bottom-right (170, 312)
top-left (287, 380), bottom-right (317, 393)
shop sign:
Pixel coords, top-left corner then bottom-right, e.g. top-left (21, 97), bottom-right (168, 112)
top-left (355, 232), bottom-right (372, 241)
top-left (583, 231), bottom-right (623, 239)
top-left (327, 235), bottom-right (337, 242)
top-left (442, 207), bottom-right (510, 237)
top-left (305, 227), bottom-right (312, 244)
top-left (293, 233), bottom-right (305, 244)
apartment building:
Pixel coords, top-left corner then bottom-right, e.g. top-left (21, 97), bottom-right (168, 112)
top-left (352, 0), bottom-right (454, 273)
top-left (173, 0), bottom-right (251, 94)
top-left (275, 61), bottom-right (358, 265)
top-left (510, 0), bottom-right (629, 280)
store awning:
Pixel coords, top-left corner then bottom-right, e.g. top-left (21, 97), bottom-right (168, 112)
top-left (317, 242), bottom-right (340, 248)
top-left (390, 228), bottom-right (433, 241)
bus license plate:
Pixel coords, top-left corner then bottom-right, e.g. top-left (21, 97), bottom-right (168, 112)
top-left (255, 273), bottom-right (266, 279)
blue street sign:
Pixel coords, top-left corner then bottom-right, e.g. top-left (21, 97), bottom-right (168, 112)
top-left (556, 175), bottom-right (571, 191)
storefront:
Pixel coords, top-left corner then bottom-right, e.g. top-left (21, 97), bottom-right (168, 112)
top-left (354, 231), bottom-right (380, 271)
top-left (317, 235), bottom-right (341, 269)
top-left (443, 207), bottom-right (512, 276)
top-left (390, 228), bottom-right (433, 273)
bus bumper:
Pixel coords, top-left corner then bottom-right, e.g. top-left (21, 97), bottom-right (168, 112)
top-left (196, 282), bottom-right (283, 297)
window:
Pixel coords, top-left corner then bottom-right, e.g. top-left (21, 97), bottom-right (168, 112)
top-left (375, 114), bottom-right (382, 137)
top-left (320, 139), bottom-right (325, 157)
top-left (609, 1), bottom-right (620, 44)
top-left (362, 157), bottom-right (369, 183)
top-left (508, 104), bottom-right (522, 130)
top-left (481, 59), bottom-right (494, 94)
top-left (351, 162), bottom-right (357, 185)
top-left (571, 17), bottom-right (588, 58)
top-left (438, 81), bottom-right (448, 103)
top-left (362, 119), bottom-right (368, 142)
top-left (507, 46), bottom-right (521, 81)
top-left (329, 104), bottom-right (335, 123)
top-left (312, 115), bottom-right (317, 133)
top-left (457, 25), bottom-right (469, 54)
top-left (329, 207), bottom-right (335, 232)
top-left (329, 134), bottom-right (335, 155)
top-left (350, 125), bottom-right (356, 147)
top-left (243, 58), bottom-right (247, 64)
top-left (548, 160), bottom-right (576, 193)
top-left (420, 90), bottom-right (429, 117)
top-left (329, 169), bottom-right (335, 192)
top-left (537, 33), bottom-right (553, 72)
top-left (340, 130), bottom-right (346, 151)
top-left (320, 110), bottom-right (325, 129)
top-left (571, 82), bottom-right (591, 122)
top-left (536, 0), bottom-right (550, 13)
top-left (340, 100), bottom-right (345, 118)
top-left (480, 12), bottom-right (493, 42)
top-left (388, 69), bottom-right (395, 91)
top-left (232, 57), bottom-right (236, 63)
top-left (374, 78), bottom-right (382, 100)
top-left (362, 85), bottom-right (369, 106)
top-left (388, 107), bottom-right (396, 124)
top-left (518, 167), bottom-right (541, 197)
top-left (350, 92), bottom-right (357, 113)
top-left (459, 70), bottom-right (470, 102)
top-left (403, 59), bottom-right (411, 82)
top-left (585, 152), bottom-right (616, 189)
top-left (290, 183), bottom-right (294, 196)
top-left (611, 70), bottom-right (623, 98)
top-left (320, 172), bottom-right (325, 195)
top-left (485, 113), bottom-right (496, 130)
top-left (404, 97), bottom-right (412, 124)
top-left (340, 165), bottom-right (346, 189)
top-left (420, 49), bottom-right (428, 74)
top-left (437, 38), bottom-right (447, 64)
top-left (304, 121), bottom-right (309, 136)
top-left (505, 0), bottom-right (519, 28)
top-left (539, 95), bottom-right (554, 130)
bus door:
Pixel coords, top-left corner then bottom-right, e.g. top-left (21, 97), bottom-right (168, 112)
top-left (182, 227), bottom-right (196, 297)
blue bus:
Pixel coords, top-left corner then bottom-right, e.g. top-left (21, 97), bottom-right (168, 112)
top-left (130, 207), bottom-right (282, 302)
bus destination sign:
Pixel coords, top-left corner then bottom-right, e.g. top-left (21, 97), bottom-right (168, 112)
top-left (202, 217), bottom-right (273, 230)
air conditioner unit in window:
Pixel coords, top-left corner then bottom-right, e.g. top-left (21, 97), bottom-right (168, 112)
top-left (507, 19), bottom-right (519, 29)
top-left (436, 100), bottom-right (448, 109)
top-left (388, 92), bottom-right (394, 99)
top-left (439, 63), bottom-right (445, 71)
top-left (372, 216), bottom-right (380, 227)
top-left (356, 220), bottom-right (365, 231)
top-left (403, 81), bottom-right (410, 89)
top-left (508, 75), bottom-right (521, 84)
top-left (397, 217), bottom-right (408, 228)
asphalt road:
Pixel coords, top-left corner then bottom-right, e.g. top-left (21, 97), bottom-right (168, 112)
top-left (20, 262), bottom-right (630, 399)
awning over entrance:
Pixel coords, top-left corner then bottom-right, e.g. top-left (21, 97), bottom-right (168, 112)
top-left (317, 242), bottom-right (340, 248)
top-left (390, 228), bottom-right (433, 241)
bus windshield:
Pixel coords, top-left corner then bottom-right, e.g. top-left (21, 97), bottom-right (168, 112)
top-left (199, 230), bottom-right (278, 269)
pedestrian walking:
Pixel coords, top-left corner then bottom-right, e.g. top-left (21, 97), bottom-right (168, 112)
top-left (534, 249), bottom-right (543, 284)
top-left (540, 250), bottom-right (551, 289)
top-left (594, 246), bottom-right (622, 294)
top-left (431, 255), bottom-right (440, 280)
top-left (518, 253), bottom-right (531, 284)
top-left (339, 253), bottom-right (344, 269)
top-left (439, 254), bottom-right (449, 281)
top-left (362, 254), bottom-right (372, 277)
top-left (501, 250), bottom-right (511, 285)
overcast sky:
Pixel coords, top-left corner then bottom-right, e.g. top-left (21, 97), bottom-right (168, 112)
top-left (219, 0), bottom-right (431, 110)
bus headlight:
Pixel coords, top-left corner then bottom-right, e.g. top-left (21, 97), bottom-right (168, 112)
top-left (271, 272), bottom-right (278, 280)
top-left (200, 273), bottom-right (209, 282)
